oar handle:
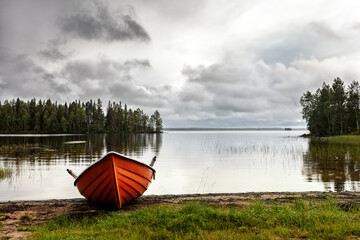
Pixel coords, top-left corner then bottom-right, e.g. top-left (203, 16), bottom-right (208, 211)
top-left (149, 156), bottom-right (156, 167)
top-left (67, 169), bottom-right (77, 179)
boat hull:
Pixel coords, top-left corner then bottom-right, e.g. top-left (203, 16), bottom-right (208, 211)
top-left (74, 152), bottom-right (155, 208)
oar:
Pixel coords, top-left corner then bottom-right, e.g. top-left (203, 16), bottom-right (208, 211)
top-left (149, 156), bottom-right (156, 167)
top-left (149, 156), bottom-right (157, 180)
top-left (67, 169), bottom-right (78, 179)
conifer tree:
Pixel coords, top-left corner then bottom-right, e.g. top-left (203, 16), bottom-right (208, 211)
top-left (0, 98), bottom-right (163, 134)
top-left (301, 77), bottom-right (360, 136)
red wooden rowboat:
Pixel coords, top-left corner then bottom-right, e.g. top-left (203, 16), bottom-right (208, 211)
top-left (67, 152), bottom-right (156, 208)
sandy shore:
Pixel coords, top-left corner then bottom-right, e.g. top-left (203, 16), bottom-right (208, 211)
top-left (1, 191), bottom-right (360, 239)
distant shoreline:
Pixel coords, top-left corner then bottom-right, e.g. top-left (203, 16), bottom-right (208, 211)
top-left (164, 127), bottom-right (307, 131)
top-left (0, 128), bottom-right (309, 135)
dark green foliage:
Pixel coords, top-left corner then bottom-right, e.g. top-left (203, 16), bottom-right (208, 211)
top-left (347, 81), bottom-right (360, 132)
top-left (0, 98), bottom-right (162, 134)
top-left (153, 110), bottom-right (163, 133)
top-left (300, 77), bottom-right (360, 136)
top-left (104, 101), bottom-right (162, 133)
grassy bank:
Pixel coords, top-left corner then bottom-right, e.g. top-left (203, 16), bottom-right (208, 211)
top-left (327, 135), bottom-right (360, 145)
top-left (31, 196), bottom-right (360, 240)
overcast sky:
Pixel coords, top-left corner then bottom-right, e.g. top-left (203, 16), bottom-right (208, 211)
top-left (1, 0), bottom-right (360, 128)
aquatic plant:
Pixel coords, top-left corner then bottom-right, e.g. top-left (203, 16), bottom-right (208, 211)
top-left (0, 167), bottom-right (12, 180)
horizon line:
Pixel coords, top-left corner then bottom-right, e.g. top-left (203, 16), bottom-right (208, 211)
top-left (164, 127), bottom-right (307, 130)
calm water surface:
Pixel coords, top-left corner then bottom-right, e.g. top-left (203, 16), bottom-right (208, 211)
top-left (0, 130), bottom-right (359, 201)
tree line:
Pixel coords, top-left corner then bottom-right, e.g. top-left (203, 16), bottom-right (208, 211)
top-left (0, 98), bottom-right (163, 134)
top-left (300, 77), bottom-right (360, 136)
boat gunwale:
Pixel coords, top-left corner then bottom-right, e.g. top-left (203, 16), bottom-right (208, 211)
top-left (73, 151), bottom-right (156, 186)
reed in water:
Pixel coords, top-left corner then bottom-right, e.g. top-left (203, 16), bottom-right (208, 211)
top-left (0, 167), bottom-right (12, 180)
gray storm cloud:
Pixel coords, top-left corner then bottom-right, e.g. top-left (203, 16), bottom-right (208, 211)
top-left (37, 2), bottom-right (150, 62)
top-left (0, 0), bottom-right (155, 104)
top-left (2, 0), bottom-right (360, 128)
top-left (0, 48), bottom-right (68, 100)
top-left (58, 3), bottom-right (150, 42)
top-left (0, 50), bottom-right (168, 107)
top-left (170, 49), bottom-right (360, 127)
top-left (61, 57), bottom-right (168, 108)
top-left (40, 48), bottom-right (69, 62)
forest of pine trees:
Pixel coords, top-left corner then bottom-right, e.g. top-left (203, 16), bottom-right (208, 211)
top-left (300, 77), bottom-right (360, 137)
top-left (0, 98), bottom-right (163, 134)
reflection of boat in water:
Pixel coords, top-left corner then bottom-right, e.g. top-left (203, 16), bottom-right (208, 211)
top-left (67, 152), bottom-right (156, 208)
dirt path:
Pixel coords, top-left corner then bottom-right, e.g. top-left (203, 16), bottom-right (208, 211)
top-left (1, 191), bottom-right (360, 239)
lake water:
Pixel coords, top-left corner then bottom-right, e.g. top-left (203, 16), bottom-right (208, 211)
top-left (0, 130), bottom-right (359, 201)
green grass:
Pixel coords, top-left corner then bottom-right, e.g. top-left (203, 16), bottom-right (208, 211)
top-left (19, 214), bottom-right (32, 221)
top-left (327, 135), bottom-right (360, 145)
top-left (18, 226), bottom-right (36, 232)
top-left (31, 197), bottom-right (360, 240)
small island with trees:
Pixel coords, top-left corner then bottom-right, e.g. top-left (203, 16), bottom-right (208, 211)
top-left (300, 77), bottom-right (359, 137)
top-left (0, 98), bottom-right (163, 134)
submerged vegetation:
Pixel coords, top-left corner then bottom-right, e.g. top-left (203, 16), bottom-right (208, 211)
top-left (0, 166), bottom-right (13, 180)
top-left (0, 98), bottom-right (163, 134)
top-left (32, 198), bottom-right (360, 239)
top-left (300, 77), bottom-right (360, 137)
